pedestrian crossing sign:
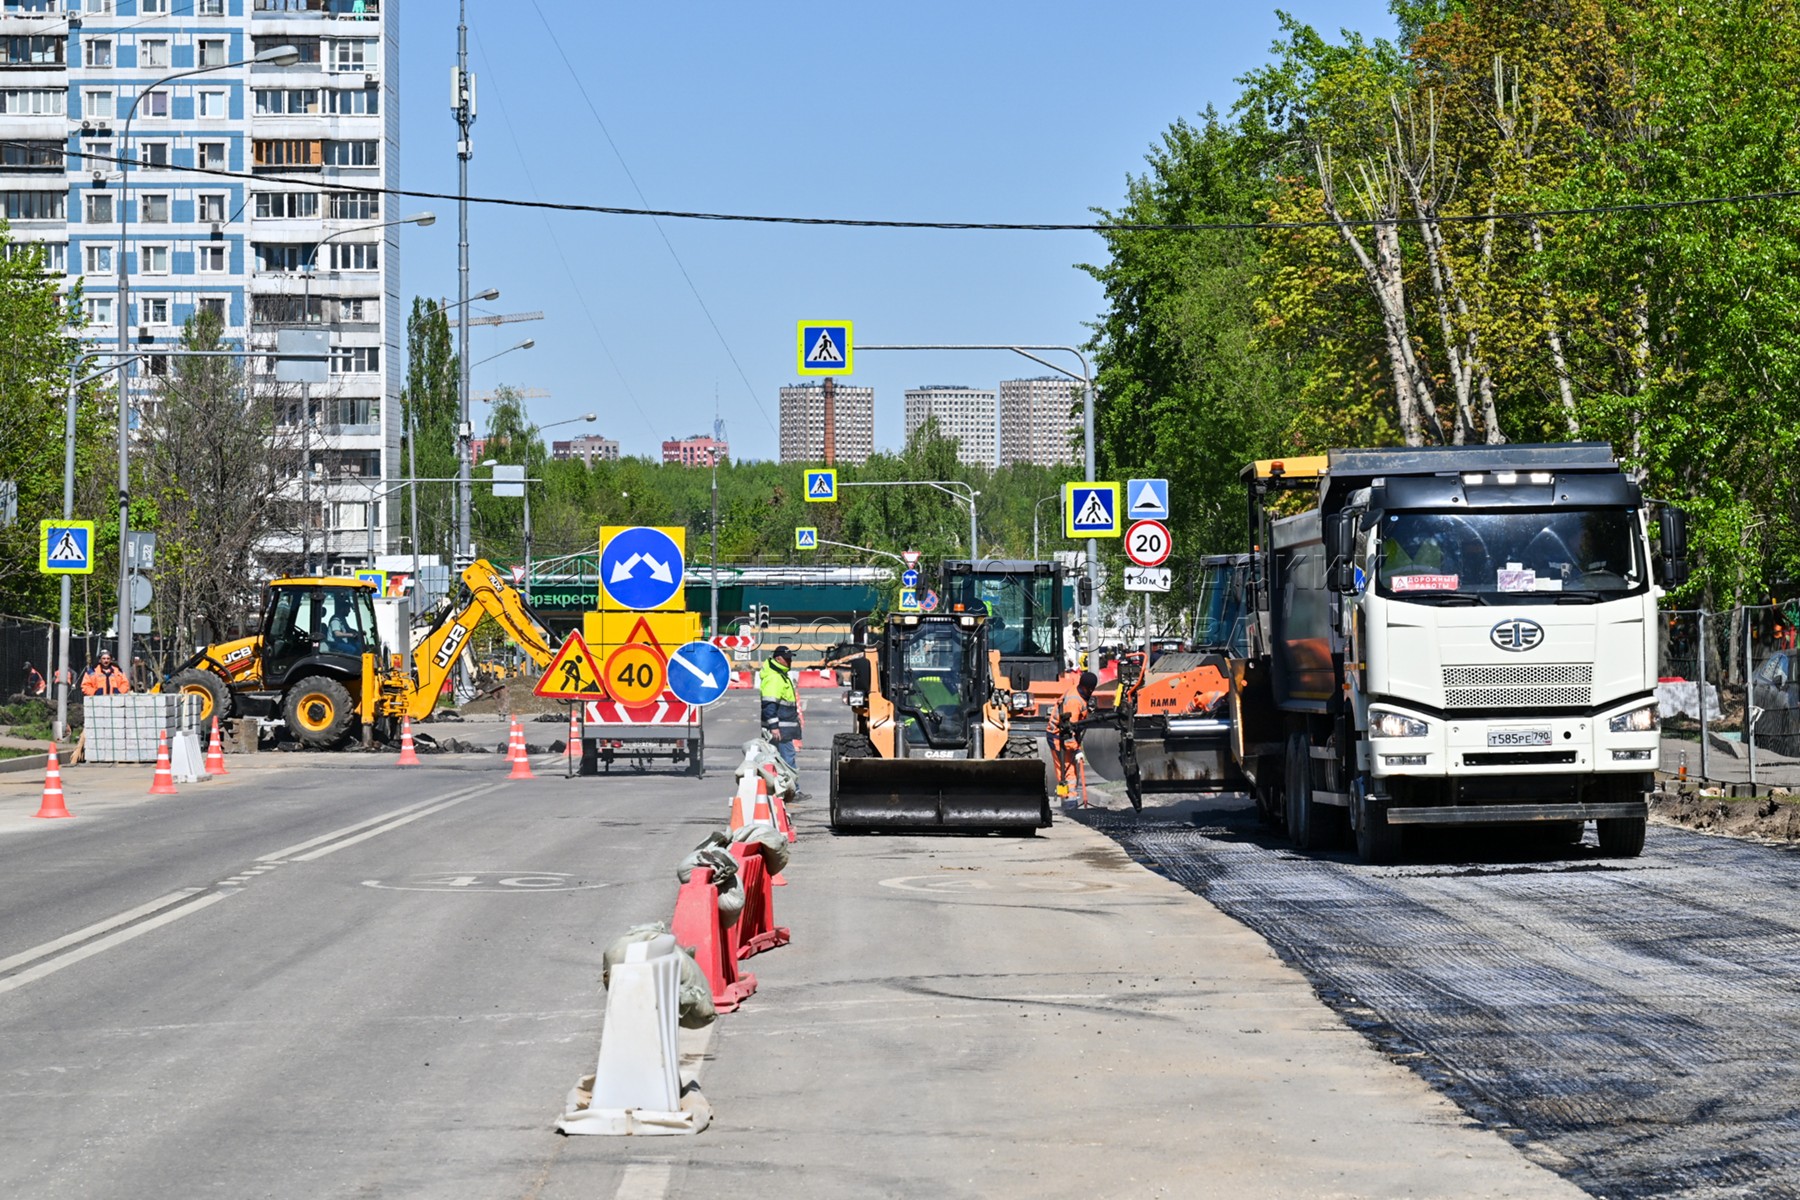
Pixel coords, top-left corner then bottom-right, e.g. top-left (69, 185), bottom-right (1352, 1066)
top-left (39, 519), bottom-right (96, 574)
top-left (796, 526), bottom-right (818, 550)
top-left (797, 320), bottom-right (853, 376)
top-left (897, 587), bottom-right (921, 612)
top-left (1063, 483), bottom-right (1122, 538)
top-left (805, 469), bottom-right (838, 502)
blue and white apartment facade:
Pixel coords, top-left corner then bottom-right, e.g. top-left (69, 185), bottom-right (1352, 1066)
top-left (0, 0), bottom-right (400, 570)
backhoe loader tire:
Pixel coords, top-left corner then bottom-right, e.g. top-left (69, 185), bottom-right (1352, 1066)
top-left (284, 676), bottom-right (355, 749)
top-left (999, 736), bottom-right (1040, 760)
top-left (170, 668), bottom-right (232, 725)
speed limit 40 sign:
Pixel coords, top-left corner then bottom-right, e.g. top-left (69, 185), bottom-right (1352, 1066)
top-left (1125, 520), bottom-right (1171, 568)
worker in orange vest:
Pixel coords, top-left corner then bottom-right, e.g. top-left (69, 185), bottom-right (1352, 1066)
top-left (81, 650), bottom-right (132, 696)
top-left (1046, 670), bottom-right (1097, 801)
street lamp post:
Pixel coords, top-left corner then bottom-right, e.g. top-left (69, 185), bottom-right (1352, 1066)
top-left (858, 343), bottom-right (1098, 654)
top-left (112, 42), bottom-right (300, 666)
top-left (403, 288), bottom-right (497, 581)
top-left (297, 211), bottom-right (434, 574)
top-left (836, 478), bottom-right (980, 559)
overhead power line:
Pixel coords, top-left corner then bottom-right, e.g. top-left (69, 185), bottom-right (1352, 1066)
top-left (24, 141), bottom-right (1800, 234)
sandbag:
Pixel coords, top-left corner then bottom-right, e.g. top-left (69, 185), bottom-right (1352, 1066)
top-left (676, 834), bottom-right (745, 927)
top-left (600, 922), bottom-right (716, 1029)
top-left (729, 821), bottom-right (792, 874)
top-left (738, 737), bottom-right (799, 800)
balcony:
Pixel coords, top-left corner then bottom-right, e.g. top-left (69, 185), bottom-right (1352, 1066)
top-left (251, 0), bottom-right (380, 18)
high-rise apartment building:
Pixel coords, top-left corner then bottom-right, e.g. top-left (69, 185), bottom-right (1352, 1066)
top-left (552, 434), bottom-right (619, 465)
top-left (904, 384), bottom-right (996, 468)
top-left (779, 381), bottom-right (873, 464)
top-left (661, 434), bottom-right (727, 467)
top-left (998, 376), bottom-right (1080, 467)
top-left (0, 0), bottom-right (400, 570)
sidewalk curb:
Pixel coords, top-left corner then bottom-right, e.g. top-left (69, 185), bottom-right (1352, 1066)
top-left (0, 753), bottom-right (49, 775)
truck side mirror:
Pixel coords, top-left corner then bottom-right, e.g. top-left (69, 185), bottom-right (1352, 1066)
top-left (849, 656), bottom-right (871, 695)
top-left (1658, 507), bottom-right (1689, 588)
top-left (1325, 513), bottom-right (1359, 594)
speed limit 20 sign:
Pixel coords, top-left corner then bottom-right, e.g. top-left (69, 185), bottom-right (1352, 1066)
top-left (1125, 520), bottom-right (1171, 567)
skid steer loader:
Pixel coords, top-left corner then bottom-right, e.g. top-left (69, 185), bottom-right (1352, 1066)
top-left (829, 610), bottom-right (1048, 833)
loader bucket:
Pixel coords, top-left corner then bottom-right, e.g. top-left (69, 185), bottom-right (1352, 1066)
top-left (831, 756), bottom-right (1049, 831)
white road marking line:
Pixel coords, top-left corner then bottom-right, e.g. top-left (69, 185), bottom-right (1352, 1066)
top-left (0, 891), bottom-right (232, 996)
top-left (612, 1162), bottom-right (674, 1200)
top-left (0, 889), bottom-right (204, 976)
top-left (289, 789), bottom-right (491, 862)
top-left (256, 787), bottom-right (487, 862)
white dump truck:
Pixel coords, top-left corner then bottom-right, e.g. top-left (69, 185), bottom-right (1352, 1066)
top-left (1228, 443), bottom-right (1687, 862)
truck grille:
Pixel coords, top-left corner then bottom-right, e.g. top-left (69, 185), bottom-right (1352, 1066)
top-left (1442, 664), bottom-right (1592, 708)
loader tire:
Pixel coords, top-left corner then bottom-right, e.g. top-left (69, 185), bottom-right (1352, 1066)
top-left (170, 668), bottom-right (232, 725)
top-left (829, 733), bottom-right (875, 831)
top-left (999, 736), bottom-right (1040, 760)
top-left (284, 676), bottom-right (355, 749)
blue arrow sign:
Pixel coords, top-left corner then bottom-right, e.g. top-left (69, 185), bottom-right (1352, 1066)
top-left (901, 568), bottom-right (920, 588)
top-left (600, 526), bottom-right (685, 610)
top-left (666, 640), bottom-right (732, 707)
top-left (1126, 478), bottom-right (1170, 521)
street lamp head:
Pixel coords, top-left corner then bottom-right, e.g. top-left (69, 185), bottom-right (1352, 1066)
top-left (515, 338), bottom-right (536, 352)
top-left (482, 458), bottom-right (498, 468)
top-left (582, 413), bottom-right (597, 422)
top-left (475, 287), bottom-right (500, 302)
top-left (254, 44), bottom-right (302, 66)
top-left (402, 211), bottom-right (436, 227)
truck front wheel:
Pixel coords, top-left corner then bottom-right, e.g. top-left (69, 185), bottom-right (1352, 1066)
top-left (1597, 815), bottom-right (1646, 857)
top-left (1353, 792), bottom-right (1404, 864)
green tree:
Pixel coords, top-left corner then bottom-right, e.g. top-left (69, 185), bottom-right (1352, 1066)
top-left (399, 298), bottom-right (459, 564)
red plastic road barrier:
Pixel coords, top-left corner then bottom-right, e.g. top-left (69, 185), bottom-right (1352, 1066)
top-left (507, 717), bottom-right (535, 781)
top-left (35, 741), bottom-right (72, 819)
top-left (149, 731), bottom-right (178, 796)
top-left (671, 866), bottom-right (756, 1012)
top-left (396, 716), bottom-right (421, 766)
top-left (728, 843), bottom-right (790, 960)
top-left (566, 708), bottom-right (580, 769)
top-left (771, 789), bottom-right (796, 843)
top-left (204, 717), bottom-right (228, 776)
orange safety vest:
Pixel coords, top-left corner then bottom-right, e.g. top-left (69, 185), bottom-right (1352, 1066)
top-left (81, 664), bottom-right (131, 696)
top-left (1048, 686), bottom-right (1089, 749)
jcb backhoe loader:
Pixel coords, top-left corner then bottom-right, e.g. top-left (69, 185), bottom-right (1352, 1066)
top-left (829, 610), bottom-right (1048, 832)
top-left (160, 559), bottom-right (557, 748)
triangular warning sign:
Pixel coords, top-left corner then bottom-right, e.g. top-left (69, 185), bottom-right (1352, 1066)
top-left (50, 530), bottom-right (84, 562)
top-left (1131, 483), bottom-right (1161, 511)
top-left (620, 615), bottom-right (668, 657)
top-left (806, 329), bottom-right (843, 365)
top-left (809, 474), bottom-right (834, 496)
top-left (1076, 490), bottom-right (1111, 527)
top-left (535, 632), bottom-right (607, 699)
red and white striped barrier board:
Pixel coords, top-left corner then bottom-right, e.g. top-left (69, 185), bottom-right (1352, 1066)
top-left (582, 697), bottom-right (700, 726)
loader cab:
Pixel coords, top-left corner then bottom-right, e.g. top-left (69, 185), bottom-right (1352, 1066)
top-left (260, 579), bottom-right (379, 686)
top-left (942, 559), bottom-right (1064, 684)
top-left (887, 614), bottom-right (987, 753)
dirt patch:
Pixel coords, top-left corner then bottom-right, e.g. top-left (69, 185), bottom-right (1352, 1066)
top-left (1649, 789), bottom-right (1800, 843)
top-left (1069, 844), bottom-right (1135, 872)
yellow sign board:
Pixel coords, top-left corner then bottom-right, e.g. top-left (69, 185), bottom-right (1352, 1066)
top-left (582, 610), bottom-right (703, 662)
top-left (534, 632), bottom-right (607, 700)
top-left (604, 642), bottom-right (666, 705)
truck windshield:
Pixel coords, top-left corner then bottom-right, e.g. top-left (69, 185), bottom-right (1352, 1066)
top-left (1376, 509), bottom-right (1645, 602)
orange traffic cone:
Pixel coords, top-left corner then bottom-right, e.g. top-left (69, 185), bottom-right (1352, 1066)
top-left (34, 741), bottom-right (72, 819)
top-left (149, 731), bottom-right (178, 795)
top-left (749, 775), bottom-right (773, 824)
top-left (507, 716), bottom-right (534, 780)
top-left (729, 781), bottom-right (752, 832)
top-left (396, 716), bottom-right (421, 766)
top-left (204, 717), bottom-right (228, 776)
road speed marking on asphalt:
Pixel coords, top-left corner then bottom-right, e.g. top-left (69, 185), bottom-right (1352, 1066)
top-left (605, 642), bottom-right (666, 704)
top-left (361, 872), bottom-right (612, 892)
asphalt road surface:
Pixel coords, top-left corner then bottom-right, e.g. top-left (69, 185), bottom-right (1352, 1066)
top-left (1078, 791), bottom-right (1800, 1200)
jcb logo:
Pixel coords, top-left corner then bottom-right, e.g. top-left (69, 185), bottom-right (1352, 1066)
top-left (222, 646), bottom-right (254, 674)
top-left (434, 623), bottom-right (469, 668)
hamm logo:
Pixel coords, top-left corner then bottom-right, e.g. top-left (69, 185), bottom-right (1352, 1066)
top-left (1490, 618), bottom-right (1545, 652)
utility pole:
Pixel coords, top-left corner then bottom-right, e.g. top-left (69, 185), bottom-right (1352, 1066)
top-left (452, 0), bottom-right (476, 567)
top-left (710, 408), bottom-right (723, 637)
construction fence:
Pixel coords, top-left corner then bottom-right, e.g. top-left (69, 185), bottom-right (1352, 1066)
top-left (1660, 601), bottom-right (1800, 764)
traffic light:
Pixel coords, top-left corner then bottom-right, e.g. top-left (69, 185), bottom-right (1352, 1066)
top-left (754, 604), bottom-right (771, 628)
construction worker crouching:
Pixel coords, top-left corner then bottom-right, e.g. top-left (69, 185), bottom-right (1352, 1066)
top-left (81, 650), bottom-right (132, 696)
top-left (1047, 670), bottom-right (1097, 803)
top-left (758, 645), bottom-right (808, 797)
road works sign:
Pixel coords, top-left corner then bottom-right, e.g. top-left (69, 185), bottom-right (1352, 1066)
top-left (535, 632), bottom-right (607, 699)
top-left (796, 320), bottom-right (853, 375)
top-left (666, 640), bottom-right (732, 707)
top-left (804, 469), bottom-right (838, 502)
top-left (1127, 478), bottom-right (1170, 521)
top-left (598, 525), bottom-right (685, 611)
top-left (795, 526), bottom-right (818, 550)
top-left (1063, 483), bottom-right (1122, 538)
top-left (39, 520), bottom-right (95, 574)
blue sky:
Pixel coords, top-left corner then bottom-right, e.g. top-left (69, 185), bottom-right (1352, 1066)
top-left (399, 1), bottom-right (1400, 461)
